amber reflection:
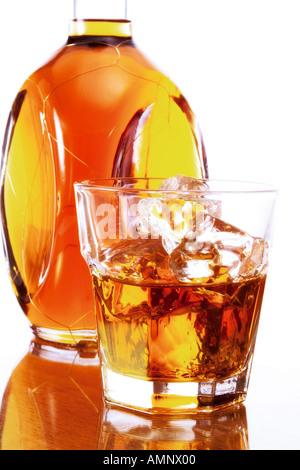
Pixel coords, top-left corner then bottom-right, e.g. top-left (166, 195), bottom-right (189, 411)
top-left (0, 338), bottom-right (249, 450)
top-left (0, 338), bottom-right (102, 450)
top-left (100, 403), bottom-right (249, 451)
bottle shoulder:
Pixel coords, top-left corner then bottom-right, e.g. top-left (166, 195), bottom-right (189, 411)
top-left (15, 37), bottom-right (198, 134)
top-left (24, 40), bottom-right (169, 102)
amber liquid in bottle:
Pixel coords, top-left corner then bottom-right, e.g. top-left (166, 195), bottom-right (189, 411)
top-left (0, 18), bottom-right (208, 346)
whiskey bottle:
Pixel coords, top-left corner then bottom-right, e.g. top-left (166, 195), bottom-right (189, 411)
top-left (0, 0), bottom-right (208, 347)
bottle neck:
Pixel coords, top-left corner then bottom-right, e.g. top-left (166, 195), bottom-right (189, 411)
top-left (69, 0), bottom-right (131, 38)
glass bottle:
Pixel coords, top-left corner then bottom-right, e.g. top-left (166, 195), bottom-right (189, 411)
top-left (0, 0), bottom-right (208, 348)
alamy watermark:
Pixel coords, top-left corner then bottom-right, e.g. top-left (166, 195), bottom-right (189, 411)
top-left (95, 199), bottom-right (207, 241)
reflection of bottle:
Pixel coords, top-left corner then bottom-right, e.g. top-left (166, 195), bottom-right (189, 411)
top-left (0, 0), bottom-right (208, 346)
top-left (0, 338), bottom-right (102, 450)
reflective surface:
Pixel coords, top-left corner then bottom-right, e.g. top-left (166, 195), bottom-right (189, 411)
top-left (0, 338), bottom-right (248, 450)
top-left (101, 402), bottom-right (249, 450)
top-left (0, 338), bottom-right (101, 450)
top-left (1, 329), bottom-right (300, 450)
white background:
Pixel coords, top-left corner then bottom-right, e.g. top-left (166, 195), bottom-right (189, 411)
top-left (0, 0), bottom-right (299, 450)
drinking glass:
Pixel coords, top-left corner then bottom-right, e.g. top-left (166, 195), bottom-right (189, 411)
top-left (74, 177), bottom-right (278, 413)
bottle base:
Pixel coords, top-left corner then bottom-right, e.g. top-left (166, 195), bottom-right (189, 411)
top-left (31, 326), bottom-right (98, 350)
top-left (102, 366), bottom-right (251, 415)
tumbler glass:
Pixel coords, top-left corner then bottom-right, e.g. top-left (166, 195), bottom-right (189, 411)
top-left (74, 176), bottom-right (278, 413)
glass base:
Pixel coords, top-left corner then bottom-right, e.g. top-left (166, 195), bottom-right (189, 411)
top-left (31, 326), bottom-right (98, 350)
top-left (30, 335), bottom-right (100, 362)
top-left (102, 366), bottom-right (251, 414)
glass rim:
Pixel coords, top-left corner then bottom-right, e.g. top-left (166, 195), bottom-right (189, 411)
top-left (74, 178), bottom-right (279, 196)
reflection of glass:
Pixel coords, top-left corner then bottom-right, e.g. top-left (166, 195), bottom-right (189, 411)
top-left (0, 1), bottom-right (208, 348)
top-left (100, 403), bottom-right (249, 450)
top-left (75, 177), bottom-right (278, 413)
top-left (0, 337), bottom-right (249, 450)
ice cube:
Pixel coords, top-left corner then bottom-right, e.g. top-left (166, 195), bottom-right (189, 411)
top-left (136, 197), bottom-right (199, 253)
top-left (101, 176), bottom-right (268, 286)
top-left (158, 174), bottom-right (210, 192)
top-left (239, 237), bottom-right (268, 278)
top-left (158, 175), bottom-right (222, 218)
top-left (135, 175), bottom-right (221, 254)
top-left (97, 238), bottom-right (174, 283)
top-left (169, 213), bottom-right (267, 283)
